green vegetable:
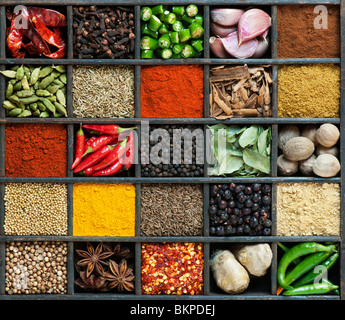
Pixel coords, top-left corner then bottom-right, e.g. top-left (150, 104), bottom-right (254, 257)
top-left (277, 242), bottom-right (337, 290)
top-left (158, 23), bottom-right (169, 34)
top-left (172, 44), bottom-right (184, 54)
top-left (179, 29), bottom-right (191, 42)
top-left (164, 12), bottom-right (177, 24)
top-left (181, 44), bottom-right (195, 58)
top-left (189, 22), bottom-right (204, 38)
top-left (148, 15), bottom-right (162, 32)
top-left (181, 14), bottom-right (195, 24)
top-left (141, 23), bottom-right (159, 39)
top-left (156, 48), bottom-right (173, 59)
top-left (191, 39), bottom-right (203, 52)
top-left (194, 15), bottom-right (203, 25)
top-left (172, 6), bottom-right (185, 16)
top-left (158, 33), bottom-right (171, 48)
top-left (141, 49), bottom-right (154, 59)
top-left (208, 125), bottom-right (272, 177)
top-left (141, 7), bottom-right (152, 21)
top-left (292, 252), bottom-right (339, 288)
top-left (151, 5), bottom-right (164, 15)
top-left (170, 31), bottom-right (179, 44)
top-left (140, 36), bottom-right (159, 50)
top-left (283, 282), bottom-right (338, 296)
top-left (186, 4), bottom-right (198, 17)
top-left (172, 20), bottom-right (183, 32)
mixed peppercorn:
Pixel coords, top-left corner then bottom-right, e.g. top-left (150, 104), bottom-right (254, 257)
top-left (209, 183), bottom-right (272, 236)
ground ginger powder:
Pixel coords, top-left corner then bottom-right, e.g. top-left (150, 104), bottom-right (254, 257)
top-left (277, 183), bottom-right (340, 236)
top-left (73, 183), bottom-right (135, 236)
top-left (278, 64), bottom-right (340, 118)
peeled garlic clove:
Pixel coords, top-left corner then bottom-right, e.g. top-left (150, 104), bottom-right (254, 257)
top-left (221, 31), bottom-right (258, 59)
top-left (238, 9), bottom-right (271, 45)
top-left (210, 21), bottom-right (237, 38)
top-left (210, 36), bottom-right (231, 58)
top-left (251, 36), bottom-right (269, 58)
top-left (210, 8), bottom-right (244, 27)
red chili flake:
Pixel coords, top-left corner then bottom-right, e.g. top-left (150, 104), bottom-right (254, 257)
top-left (141, 242), bottom-right (204, 295)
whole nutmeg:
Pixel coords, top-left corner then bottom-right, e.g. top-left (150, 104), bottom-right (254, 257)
top-left (301, 125), bottom-right (319, 147)
top-left (313, 154), bottom-right (340, 177)
top-left (315, 123), bottom-right (340, 148)
top-left (299, 154), bottom-right (316, 176)
top-left (277, 154), bottom-right (298, 176)
top-left (278, 125), bottom-right (300, 149)
top-left (283, 136), bottom-right (315, 161)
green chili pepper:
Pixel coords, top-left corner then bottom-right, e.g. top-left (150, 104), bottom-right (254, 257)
top-left (141, 36), bottom-right (159, 50)
top-left (170, 31), bottom-right (179, 44)
top-left (181, 44), bottom-right (195, 58)
top-left (141, 49), bottom-right (154, 59)
top-left (191, 39), bottom-right (203, 52)
top-left (284, 251), bottom-right (332, 287)
top-left (164, 12), bottom-right (176, 24)
top-left (148, 15), bottom-right (162, 32)
top-left (152, 5), bottom-right (164, 15)
top-left (158, 23), bottom-right (169, 35)
top-left (189, 22), bottom-right (204, 38)
top-left (141, 7), bottom-right (152, 21)
top-left (181, 14), bottom-right (195, 24)
top-left (179, 29), bottom-right (191, 43)
top-left (172, 43), bottom-right (184, 54)
top-left (172, 20), bottom-right (184, 32)
top-left (156, 48), bottom-right (172, 60)
top-left (158, 33), bottom-right (171, 49)
top-left (292, 252), bottom-right (339, 288)
top-left (142, 23), bottom-right (159, 39)
top-left (283, 282), bottom-right (338, 296)
top-left (186, 4), bottom-right (198, 17)
top-left (194, 15), bottom-right (203, 25)
top-left (172, 6), bottom-right (185, 16)
top-left (278, 242), bottom-right (301, 266)
top-left (277, 242), bottom-right (337, 290)
top-left (171, 53), bottom-right (181, 59)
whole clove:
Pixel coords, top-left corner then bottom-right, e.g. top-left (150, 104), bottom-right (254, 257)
top-left (73, 6), bottom-right (135, 59)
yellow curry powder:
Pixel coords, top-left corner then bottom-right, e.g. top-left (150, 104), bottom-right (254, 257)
top-left (73, 183), bottom-right (135, 236)
top-left (278, 64), bottom-right (340, 118)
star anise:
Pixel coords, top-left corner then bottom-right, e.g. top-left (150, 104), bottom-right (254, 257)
top-left (76, 242), bottom-right (114, 277)
top-left (102, 243), bottom-right (133, 262)
top-left (75, 271), bottom-right (108, 292)
top-left (104, 259), bottom-right (135, 292)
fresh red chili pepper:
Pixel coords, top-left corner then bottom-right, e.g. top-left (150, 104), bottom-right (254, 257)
top-left (91, 138), bottom-right (127, 172)
top-left (91, 160), bottom-right (124, 177)
top-left (74, 144), bottom-right (114, 173)
top-left (84, 136), bottom-right (97, 154)
top-left (71, 124), bottom-right (85, 170)
top-left (82, 134), bottom-right (118, 157)
top-left (82, 124), bottom-right (135, 136)
top-left (123, 130), bottom-right (135, 170)
top-left (27, 7), bottom-right (67, 27)
top-left (31, 15), bottom-right (66, 59)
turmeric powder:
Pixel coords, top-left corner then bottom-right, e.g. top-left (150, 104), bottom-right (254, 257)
top-left (278, 64), bottom-right (340, 118)
top-left (73, 183), bottom-right (136, 236)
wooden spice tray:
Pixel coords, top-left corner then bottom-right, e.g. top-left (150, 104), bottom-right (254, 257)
top-left (0, 0), bottom-right (343, 300)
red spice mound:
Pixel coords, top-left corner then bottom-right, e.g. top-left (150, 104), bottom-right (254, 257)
top-left (140, 65), bottom-right (204, 118)
top-left (277, 5), bottom-right (340, 58)
top-left (5, 123), bottom-right (68, 177)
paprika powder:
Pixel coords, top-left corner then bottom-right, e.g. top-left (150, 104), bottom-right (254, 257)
top-left (5, 123), bottom-right (67, 177)
top-left (140, 65), bottom-right (204, 118)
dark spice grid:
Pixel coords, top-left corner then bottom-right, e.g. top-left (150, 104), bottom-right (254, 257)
top-left (0, 0), bottom-right (343, 300)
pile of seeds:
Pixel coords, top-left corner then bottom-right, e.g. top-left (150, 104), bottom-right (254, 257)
top-left (4, 183), bottom-right (68, 236)
top-left (141, 184), bottom-right (204, 236)
top-left (72, 65), bottom-right (135, 118)
top-left (140, 124), bottom-right (204, 177)
top-left (5, 241), bottom-right (68, 295)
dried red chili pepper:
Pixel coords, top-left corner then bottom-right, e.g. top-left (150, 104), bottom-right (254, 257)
top-left (27, 7), bottom-right (67, 27)
top-left (73, 144), bottom-right (114, 173)
top-left (82, 134), bottom-right (118, 157)
top-left (6, 17), bottom-right (25, 58)
top-left (31, 16), bottom-right (66, 59)
top-left (71, 124), bottom-right (85, 170)
top-left (91, 138), bottom-right (127, 172)
top-left (91, 160), bottom-right (123, 177)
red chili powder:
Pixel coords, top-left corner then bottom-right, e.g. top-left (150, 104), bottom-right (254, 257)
top-left (5, 123), bottom-right (68, 177)
top-left (277, 5), bottom-right (340, 58)
top-left (140, 65), bottom-right (204, 118)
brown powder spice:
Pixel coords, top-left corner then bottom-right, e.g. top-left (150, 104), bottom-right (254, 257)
top-left (277, 5), bottom-right (340, 58)
top-left (277, 183), bottom-right (340, 236)
top-left (278, 64), bottom-right (340, 118)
